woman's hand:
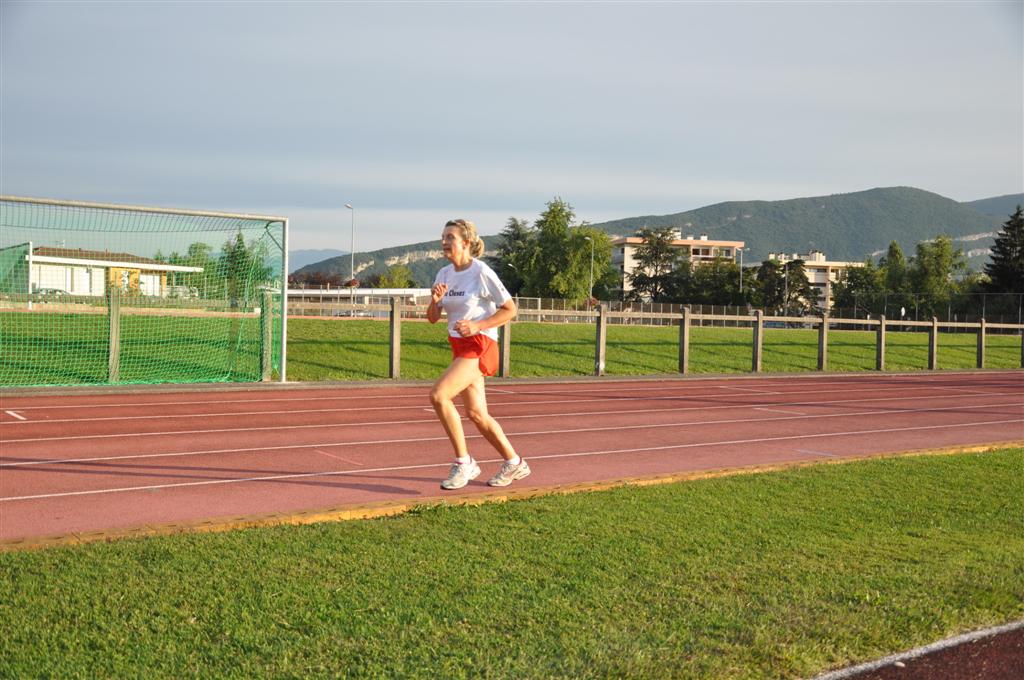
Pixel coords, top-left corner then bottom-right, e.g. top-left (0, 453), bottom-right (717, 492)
top-left (431, 283), bottom-right (448, 304)
top-left (453, 319), bottom-right (480, 337)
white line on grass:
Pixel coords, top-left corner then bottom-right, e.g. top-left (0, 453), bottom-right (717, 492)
top-left (2, 418), bottom-right (1021, 502)
top-left (2, 401), bottom-right (1020, 469)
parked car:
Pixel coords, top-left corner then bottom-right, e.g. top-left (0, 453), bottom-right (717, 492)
top-left (34, 288), bottom-right (68, 298)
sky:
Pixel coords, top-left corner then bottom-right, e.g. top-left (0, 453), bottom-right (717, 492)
top-left (2, 1), bottom-right (1022, 253)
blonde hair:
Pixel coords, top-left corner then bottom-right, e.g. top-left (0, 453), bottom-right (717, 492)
top-left (445, 218), bottom-right (484, 258)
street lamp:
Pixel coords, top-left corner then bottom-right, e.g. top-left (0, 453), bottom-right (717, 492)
top-left (344, 203), bottom-right (355, 283)
top-left (737, 247), bottom-right (744, 294)
top-left (583, 236), bottom-right (595, 301)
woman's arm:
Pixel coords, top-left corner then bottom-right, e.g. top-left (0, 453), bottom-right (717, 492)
top-left (427, 283), bottom-right (447, 324)
top-left (453, 298), bottom-right (517, 337)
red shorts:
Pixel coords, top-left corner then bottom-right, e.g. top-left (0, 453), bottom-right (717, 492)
top-left (448, 334), bottom-right (499, 377)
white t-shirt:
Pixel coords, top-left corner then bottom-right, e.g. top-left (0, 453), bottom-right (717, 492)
top-left (433, 259), bottom-right (512, 341)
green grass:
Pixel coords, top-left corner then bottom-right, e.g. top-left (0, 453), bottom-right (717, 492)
top-left (1, 312), bottom-right (265, 385)
top-left (285, 319), bottom-right (1023, 381)
top-left (1, 449), bottom-right (1021, 678)
top-left (2, 313), bottom-right (1020, 385)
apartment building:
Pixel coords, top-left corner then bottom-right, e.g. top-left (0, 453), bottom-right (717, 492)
top-left (766, 250), bottom-right (863, 311)
top-left (611, 231), bottom-right (746, 298)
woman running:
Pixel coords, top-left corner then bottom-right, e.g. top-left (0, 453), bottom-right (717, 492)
top-left (427, 218), bottom-right (531, 490)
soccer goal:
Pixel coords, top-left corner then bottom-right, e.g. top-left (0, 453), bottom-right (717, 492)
top-left (0, 196), bottom-right (289, 387)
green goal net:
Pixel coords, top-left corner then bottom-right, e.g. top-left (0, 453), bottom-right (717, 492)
top-left (0, 196), bottom-right (288, 387)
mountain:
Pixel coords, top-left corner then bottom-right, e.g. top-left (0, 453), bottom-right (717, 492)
top-left (960, 194), bottom-right (1024, 218)
top-left (296, 187), bottom-right (1011, 285)
top-left (293, 238), bottom-right (501, 288)
top-left (288, 249), bottom-right (347, 273)
top-left (589, 186), bottom-right (1002, 264)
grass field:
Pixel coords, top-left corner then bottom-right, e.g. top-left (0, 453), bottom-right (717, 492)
top-left (2, 313), bottom-right (1020, 386)
top-left (0, 311), bottom-right (265, 385)
top-left (1, 449), bottom-right (1021, 678)
top-left (286, 318), bottom-right (1024, 381)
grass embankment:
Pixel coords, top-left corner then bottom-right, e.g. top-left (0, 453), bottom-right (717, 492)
top-left (286, 319), bottom-right (1023, 381)
top-left (1, 449), bottom-right (1021, 678)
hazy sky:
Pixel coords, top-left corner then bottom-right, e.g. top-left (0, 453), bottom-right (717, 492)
top-left (2, 1), bottom-right (1021, 252)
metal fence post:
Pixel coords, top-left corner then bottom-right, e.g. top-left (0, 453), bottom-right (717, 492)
top-left (595, 304), bottom-right (607, 376)
top-left (752, 309), bottom-right (763, 373)
top-left (679, 306), bottom-right (691, 374)
top-left (107, 287), bottom-right (121, 382)
top-left (876, 315), bottom-right (886, 371)
top-left (498, 323), bottom-right (511, 377)
top-left (928, 316), bottom-right (939, 370)
top-left (817, 312), bottom-right (829, 371)
top-left (389, 297), bottom-right (402, 379)
top-left (976, 318), bottom-right (986, 369)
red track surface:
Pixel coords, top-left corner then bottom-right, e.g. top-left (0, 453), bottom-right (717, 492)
top-left (2, 371), bottom-right (1022, 546)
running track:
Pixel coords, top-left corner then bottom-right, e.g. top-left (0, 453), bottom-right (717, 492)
top-left (2, 371), bottom-right (1022, 547)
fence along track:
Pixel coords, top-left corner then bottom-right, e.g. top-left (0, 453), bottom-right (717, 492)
top-left (285, 298), bottom-right (1024, 379)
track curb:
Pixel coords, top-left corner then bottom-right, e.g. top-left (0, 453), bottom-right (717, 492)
top-left (2, 440), bottom-right (1020, 552)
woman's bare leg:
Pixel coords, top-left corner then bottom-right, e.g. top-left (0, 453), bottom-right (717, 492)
top-left (461, 375), bottom-right (517, 460)
top-left (429, 357), bottom-right (482, 457)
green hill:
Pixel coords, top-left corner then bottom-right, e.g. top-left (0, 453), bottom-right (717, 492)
top-left (590, 186), bottom-right (1003, 263)
top-left (296, 187), bottom-right (1013, 285)
top-left (294, 236), bottom-right (502, 288)
top-left (961, 193), bottom-right (1024, 217)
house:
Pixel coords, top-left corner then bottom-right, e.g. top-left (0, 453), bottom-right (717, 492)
top-left (0, 243), bottom-right (203, 297)
top-left (611, 231), bottom-right (746, 298)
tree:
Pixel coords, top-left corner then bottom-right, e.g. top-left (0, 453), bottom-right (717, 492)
top-left (485, 217), bottom-right (536, 296)
top-left (626, 227), bottom-right (682, 302)
top-left (831, 261), bottom-right (884, 316)
top-left (781, 259), bottom-right (819, 314)
top-left (378, 264), bottom-right (415, 288)
top-left (684, 257), bottom-right (741, 305)
top-left (219, 232), bottom-right (272, 306)
top-left (908, 235), bottom-right (967, 317)
top-left (984, 206), bottom-right (1024, 295)
top-left (878, 240), bottom-right (911, 311)
top-left (754, 259), bottom-right (785, 312)
top-left (511, 198), bottom-right (605, 300)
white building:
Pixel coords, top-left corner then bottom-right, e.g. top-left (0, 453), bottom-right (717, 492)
top-left (0, 244), bottom-right (203, 297)
top-left (611, 232), bottom-right (746, 298)
top-left (766, 250), bottom-right (863, 311)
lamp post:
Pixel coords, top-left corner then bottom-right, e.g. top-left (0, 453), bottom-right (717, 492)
top-left (737, 247), bottom-right (744, 294)
top-left (583, 236), bottom-right (594, 301)
top-left (345, 203), bottom-right (355, 313)
top-left (344, 203), bottom-right (355, 283)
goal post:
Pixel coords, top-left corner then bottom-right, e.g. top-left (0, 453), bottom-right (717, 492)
top-left (0, 196), bottom-right (288, 387)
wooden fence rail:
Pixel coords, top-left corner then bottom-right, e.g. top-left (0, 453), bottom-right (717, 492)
top-left (288, 302), bottom-right (1024, 379)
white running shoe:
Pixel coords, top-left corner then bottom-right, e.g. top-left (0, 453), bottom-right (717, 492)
top-left (441, 458), bottom-right (481, 490)
top-left (487, 459), bottom-right (531, 487)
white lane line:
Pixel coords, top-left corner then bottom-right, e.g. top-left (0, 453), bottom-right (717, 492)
top-left (3, 391), bottom-right (1020, 445)
top-left (313, 449), bottom-right (363, 466)
top-left (718, 386), bottom-right (781, 394)
top-left (4, 411), bottom-right (26, 421)
top-left (3, 418), bottom-right (1021, 502)
top-left (755, 407), bottom-right (807, 415)
top-left (3, 373), bottom-right (1019, 412)
top-left (795, 449), bottom-right (842, 459)
top-left (3, 401), bottom-right (1020, 468)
